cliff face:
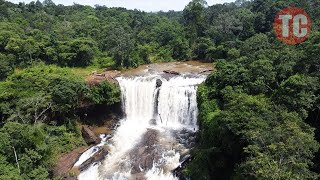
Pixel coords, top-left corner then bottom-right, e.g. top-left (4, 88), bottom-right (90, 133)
top-left (53, 146), bottom-right (89, 178)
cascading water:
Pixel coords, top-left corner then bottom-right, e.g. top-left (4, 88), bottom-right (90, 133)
top-left (78, 73), bottom-right (206, 180)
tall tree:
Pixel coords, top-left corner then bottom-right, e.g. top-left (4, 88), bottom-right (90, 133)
top-left (183, 0), bottom-right (207, 46)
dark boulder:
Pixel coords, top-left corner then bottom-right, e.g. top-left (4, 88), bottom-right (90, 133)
top-left (149, 119), bottom-right (157, 125)
top-left (156, 79), bottom-right (162, 88)
top-left (163, 70), bottom-right (180, 75)
top-left (130, 129), bottom-right (161, 174)
top-left (82, 126), bottom-right (99, 145)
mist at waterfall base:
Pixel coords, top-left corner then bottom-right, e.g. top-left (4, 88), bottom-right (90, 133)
top-left (78, 74), bottom-right (206, 180)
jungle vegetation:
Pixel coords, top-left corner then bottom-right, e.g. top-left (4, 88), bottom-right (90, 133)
top-left (0, 0), bottom-right (319, 179)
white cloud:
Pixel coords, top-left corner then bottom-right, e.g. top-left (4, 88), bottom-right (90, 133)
top-left (7, 0), bottom-right (235, 12)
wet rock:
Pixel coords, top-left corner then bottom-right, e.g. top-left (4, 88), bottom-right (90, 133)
top-left (180, 154), bottom-right (191, 164)
top-left (177, 132), bottom-right (188, 139)
top-left (174, 128), bottom-right (198, 148)
top-left (130, 129), bottom-right (161, 174)
top-left (142, 129), bottom-right (159, 146)
top-left (52, 146), bottom-right (89, 178)
top-left (163, 70), bottom-right (180, 75)
top-left (172, 155), bottom-right (193, 180)
top-left (132, 172), bottom-right (147, 180)
top-left (189, 142), bottom-right (196, 147)
top-left (161, 74), bottom-right (175, 81)
top-left (179, 149), bottom-right (190, 159)
top-left (79, 146), bottom-right (109, 171)
top-left (199, 69), bottom-right (214, 74)
top-left (156, 79), bottom-right (162, 88)
top-left (111, 122), bottom-right (121, 130)
top-left (82, 126), bottom-right (99, 145)
top-left (149, 119), bottom-right (157, 125)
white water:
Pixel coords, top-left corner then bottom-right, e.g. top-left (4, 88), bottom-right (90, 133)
top-left (78, 74), bottom-right (206, 180)
top-left (74, 135), bottom-right (110, 167)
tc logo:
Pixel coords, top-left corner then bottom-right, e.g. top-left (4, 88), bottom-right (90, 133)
top-left (274, 7), bottom-right (311, 44)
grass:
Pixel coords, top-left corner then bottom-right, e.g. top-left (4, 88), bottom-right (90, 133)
top-left (69, 65), bottom-right (105, 78)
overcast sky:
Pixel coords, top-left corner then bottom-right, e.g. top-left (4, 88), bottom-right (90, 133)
top-left (7, 0), bottom-right (235, 12)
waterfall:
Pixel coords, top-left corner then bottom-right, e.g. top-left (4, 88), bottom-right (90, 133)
top-left (78, 74), bottom-right (206, 180)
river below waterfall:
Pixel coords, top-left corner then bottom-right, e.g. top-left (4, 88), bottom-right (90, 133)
top-left (77, 73), bottom-right (206, 180)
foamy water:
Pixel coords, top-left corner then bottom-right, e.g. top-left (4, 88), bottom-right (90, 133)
top-left (78, 74), bottom-right (206, 180)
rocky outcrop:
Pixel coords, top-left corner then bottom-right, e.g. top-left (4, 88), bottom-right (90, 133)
top-left (79, 146), bottom-right (109, 171)
top-left (163, 70), bottom-right (180, 75)
top-left (132, 173), bottom-right (147, 180)
top-left (199, 69), bottom-right (214, 74)
top-left (172, 155), bottom-right (193, 180)
top-left (53, 146), bottom-right (89, 178)
top-left (129, 129), bottom-right (161, 174)
top-left (156, 79), bottom-right (162, 88)
top-left (82, 126), bottom-right (99, 145)
top-left (86, 70), bottom-right (121, 86)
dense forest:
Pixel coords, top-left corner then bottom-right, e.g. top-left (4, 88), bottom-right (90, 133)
top-left (0, 0), bottom-right (319, 179)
